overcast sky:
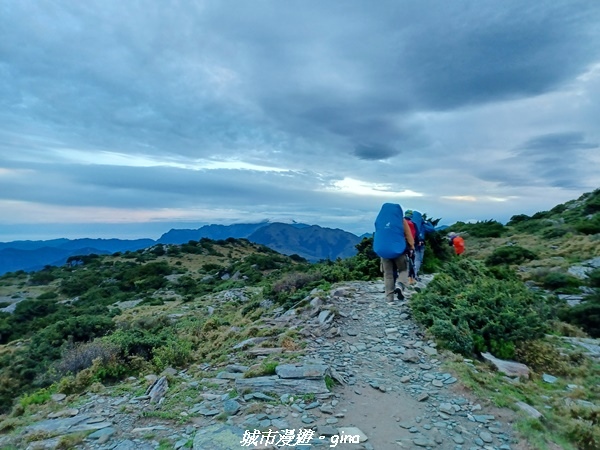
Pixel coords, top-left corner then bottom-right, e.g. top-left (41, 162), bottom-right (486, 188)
top-left (1, 1), bottom-right (599, 241)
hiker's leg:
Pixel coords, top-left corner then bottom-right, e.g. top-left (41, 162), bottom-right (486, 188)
top-left (382, 258), bottom-right (395, 301)
top-left (395, 255), bottom-right (409, 289)
top-left (414, 246), bottom-right (424, 277)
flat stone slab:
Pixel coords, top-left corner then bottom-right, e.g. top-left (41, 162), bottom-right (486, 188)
top-left (246, 347), bottom-right (284, 355)
top-left (235, 376), bottom-right (329, 395)
top-left (275, 364), bottom-right (328, 379)
top-left (515, 401), bottom-right (543, 419)
top-left (193, 424), bottom-right (245, 449)
top-left (26, 414), bottom-right (92, 434)
top-left (481, 352), bottom-right (530, 379)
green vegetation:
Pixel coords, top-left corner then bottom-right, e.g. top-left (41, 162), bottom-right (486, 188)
top-left (485, 245), bottom-right (537, 266)
top-left (411, 259), bottom-right (552, 359)
top-left (0, 190), bottom-right (599, 450)
top-left (449, 219), bottom-right (505, 238)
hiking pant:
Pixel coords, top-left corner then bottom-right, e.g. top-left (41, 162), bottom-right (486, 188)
top-left (381, 255), bottom-right (409, 301)
top-left (414, 245), bottom-right (425, 276)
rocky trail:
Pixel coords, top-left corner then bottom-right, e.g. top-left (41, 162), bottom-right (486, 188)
top-left (2, 277), bottom-right (530, 450)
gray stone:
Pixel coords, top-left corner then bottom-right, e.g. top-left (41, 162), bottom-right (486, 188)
top-left (146, 376), bottom-right (168, 404)
top-left (248, 392), bottom-right (276, 401)
top-left (216, 371), bottom-right (244, 380)
top-left (223, 399), bottom-right (240, 415)
top-left (453, 434), bottom-right (465, 444)
top-left (275, 364), bottom-right (328, 379)
top-left (480, 431), bottom-right (493, 443)
top-left (193, 424), bottom-right (245, 449)
top-left (400, 349), bottom-right (420, 363)
top-left (88, 427), bottom-right (116, 440)
top-left (47, 408), bottom-right (79, 418)
top-left (236, 375), bottom-right (329, 395)
top-left (417, 392), bottom-right (429, 402)
top-left (542, 373), bottom-right (558, 383)
top-left (472, 414), bottom-right (495, 423)
top-left (481, 352), bottom-right (530, 379)
top-left (232, 337), bottom-right (269, 350)
top-left (68, 420), bottom-right (113, 433)
top-left (318, 310), bottom-right (332, 324)
top-left (515, 401), bottom-right (543, 419)
top-left (413, 438), bottom-right (435, 447)
top-left (26, 414), bottom-right (91, 433)
top-left (423, 347), bottom-right (438, 356)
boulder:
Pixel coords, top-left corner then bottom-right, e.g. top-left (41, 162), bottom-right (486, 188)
top-left (481, 352), bottom-right (530, 379)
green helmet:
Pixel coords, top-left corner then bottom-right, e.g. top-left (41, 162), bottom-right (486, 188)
top-left (404, 209), bottom-right (413, 218)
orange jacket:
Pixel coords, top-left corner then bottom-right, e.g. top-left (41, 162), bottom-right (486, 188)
top-left (453, 236), bottom-right (465, 255)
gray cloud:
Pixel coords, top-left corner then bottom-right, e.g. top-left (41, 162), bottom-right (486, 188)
top-left (353, 144), bottom-right (400, 161)
top-left (0, 1), bottom-right (599, 239)
top-left (520, 132), bottom-right (598, 154)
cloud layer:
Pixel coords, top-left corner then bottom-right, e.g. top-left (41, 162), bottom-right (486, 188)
top-left (1, 1), bottom-right (599, 239)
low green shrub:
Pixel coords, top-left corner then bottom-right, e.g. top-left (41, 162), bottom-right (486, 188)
top-left (106, 324), bottom-right (176, 360)
top-left (542, 272), bottom-right (581, 291)
top-left (450, 220), bottom-right (505, 238)
top-left (566, 406), bottom-right (600, 450)
top-left (55, 340), bottom-right (121, 376)
top-left (410, 259), bottom-right (551, 359)
top-left (558, 293), bottom-right (600, 338)
top-left (508, 218), bottom-right (553, 234)
top-left (486, 265), bottom-right (520, 281)
top-left (152, 339), bottom-right (193, 371)
top-left (485, 245), bottom-right (537, 266)
top-left (272, 272), bottom-right (322, 295)
top-left (541, 227), bottom-right (569, 238)
top-left (588, 268), bottom-right (600, 288)
top-left (514, 340), bottom-right (583, 375)
top-left (583, 189), bottom-right (600, 215)
top-left (19, 388), bottom-right (52, 408)
top-left (575, 215), bottom-right (600, 235)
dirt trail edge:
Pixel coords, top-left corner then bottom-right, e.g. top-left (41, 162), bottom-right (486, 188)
top-left (299, 277), bottom-right (530, 450)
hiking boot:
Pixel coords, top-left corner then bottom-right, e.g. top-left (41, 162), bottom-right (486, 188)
top-left (394, 288), bottom-right (404, 301)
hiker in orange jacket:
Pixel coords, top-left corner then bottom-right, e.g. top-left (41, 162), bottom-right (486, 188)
top-left (448, 232), bottom-right (465, 255)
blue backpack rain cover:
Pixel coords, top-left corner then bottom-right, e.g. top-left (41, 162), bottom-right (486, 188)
top-left (373, 203), bottom-right (406, 259)
top-left (411, 210), bottom-right (426, 241)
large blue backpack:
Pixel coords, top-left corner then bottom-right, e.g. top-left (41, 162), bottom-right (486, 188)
top-left (373, 203), bottom-right (406, 259)
top-left (411, 210), bottom-right (426, 242)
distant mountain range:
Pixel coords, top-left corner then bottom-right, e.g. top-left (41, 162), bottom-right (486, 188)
top-left (0, 221), bottom-right (363, 275)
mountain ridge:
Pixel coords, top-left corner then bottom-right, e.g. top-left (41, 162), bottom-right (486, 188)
top-left (0, 222), bottom-right (362, 275)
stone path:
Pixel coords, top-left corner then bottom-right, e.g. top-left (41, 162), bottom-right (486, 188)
top-left (299, 278), bottom-right (522, 450)
top-left (2, 277), bottom-right (528, 450)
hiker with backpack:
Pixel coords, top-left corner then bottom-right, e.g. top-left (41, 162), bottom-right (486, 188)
top-left (373, 203), bottom-right (415, 301)
top-left (448, 232), bottom-right (465, 255)
top-left (404, 209), bottom-right (435, 281)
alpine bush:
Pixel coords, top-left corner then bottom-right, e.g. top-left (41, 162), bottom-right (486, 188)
top-left (575, 215), bottom-right (600, 235)
top-left (485, 245), bottom-right (537, 266)
top-left (588, 268), bottom-right (600, 288)
top-left (450, 220), bottom-right (505, 238)
top-left (558, 292), bottom-right (600, 338)
top-left (541, 272), bottom-right (581, 291)
top-left (410, 259), bottom-right (551, 359)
